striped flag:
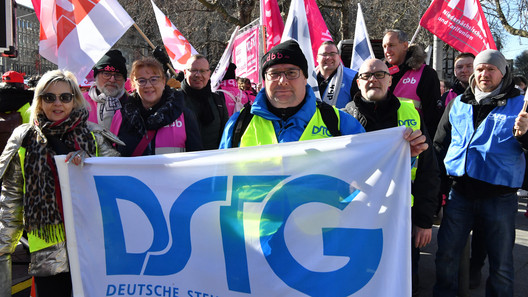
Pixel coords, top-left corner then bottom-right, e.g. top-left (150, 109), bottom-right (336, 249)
top-left (32, 0), bottom-right (134, 82)
top-left (281, 0), bottom-right (319, 98)
top-left (151, 0), bottom-right (198, 71)
top-left (260, 0), bottom-right (285, 51)
top-left (350, 3), bottom-right (375, 71)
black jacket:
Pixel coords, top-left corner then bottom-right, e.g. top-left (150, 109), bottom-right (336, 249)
top-left (387, 44), bottom-right (443, 140)
top-left (434, 70), bottom-right (528, 197)
top-left (0, 86), bottom-right (33, 112)
top-left (116, 87), bottom-right (203, 156)
top-left (178, 80), bottom-right (229, 150)
top-left (344, 91), bottom-right (440, 228)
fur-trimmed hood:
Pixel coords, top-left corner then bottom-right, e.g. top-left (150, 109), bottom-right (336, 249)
top-left (404, 44), bottom-right (427, 70)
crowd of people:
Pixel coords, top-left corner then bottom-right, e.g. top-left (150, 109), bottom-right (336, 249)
top-left (0, 27), bottom-right (527, 297)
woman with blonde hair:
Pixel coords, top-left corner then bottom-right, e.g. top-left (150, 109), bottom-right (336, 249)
top-left (0, 69), bottom-right (121, 296)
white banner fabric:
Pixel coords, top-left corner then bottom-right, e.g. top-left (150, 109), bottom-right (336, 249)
top-left (56, 126), bottom-right (411, 297)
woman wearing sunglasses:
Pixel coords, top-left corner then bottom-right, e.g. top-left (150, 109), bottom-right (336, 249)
top-left (0, 69), bottom-right (122, 297)
top-left (110, 57), bottom-right (202, 156)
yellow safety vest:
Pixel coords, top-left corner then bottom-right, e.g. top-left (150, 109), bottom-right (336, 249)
top-left (21, 131), bottom-right (99, 252)
top-left (397, 100), bottom-right (421, 206)
top-left (240, 107), bottom-right (341, 147)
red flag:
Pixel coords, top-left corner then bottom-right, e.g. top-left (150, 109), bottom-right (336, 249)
top-left (419, 0), bottom-right (496, 55)
top-left (151, 0), bottom-right (198, 71)
top-left (34, 0), bottom-right (134, 81)
top-left (260, 0), bottom-right (284, 51)
top-left (304, 0), bottom-right (333, 65)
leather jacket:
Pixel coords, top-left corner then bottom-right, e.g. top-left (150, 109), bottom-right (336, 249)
top-left (0, 122), bottom-right (122, 277)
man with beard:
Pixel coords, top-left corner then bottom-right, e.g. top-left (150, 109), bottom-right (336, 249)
top-left (178, 54), bottom-right (228, 150)
top-left (84, 50), bottom-right (128, 131)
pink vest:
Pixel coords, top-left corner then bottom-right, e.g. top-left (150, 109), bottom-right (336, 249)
top-left (111, 111), bottom-right (187, 154)
top-left (219, 79), bottom-right (254, 116)
top-left (393, 64), bottom-right (426, 111)
top-left (444, 89), bottom-right (458, 106)
top-left (83, 92), bottom-right (99, 124)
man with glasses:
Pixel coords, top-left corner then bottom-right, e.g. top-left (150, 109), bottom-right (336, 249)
top-left (383, 29), bottom-right (443, 139)
top-left (219, 40), bottom-right (428, 153)
top-left (316, 41), bottom-right (357, 108)
top-left (343, 58), bottom-right (439, 297)
top-left (178, 54), bottom-right (228, 150)
top-left (84, 50), bottom-right (129, 130)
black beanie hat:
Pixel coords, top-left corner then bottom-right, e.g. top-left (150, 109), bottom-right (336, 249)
top-left (261, 40), bottom-right (308, 80)
top-left (93, 50), bottom-right (127, 78)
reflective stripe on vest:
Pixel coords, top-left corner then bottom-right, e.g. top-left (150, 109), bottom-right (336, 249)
top-left (393, 64), bottom-right (426, 111)
top-left (240, 107), bottom-right (340, 147)
top-left (397, 101), bottom-right (421, 206)
top-left (19, 146), bottom-right (65, 252)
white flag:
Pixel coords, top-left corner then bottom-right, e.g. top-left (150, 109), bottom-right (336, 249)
top-left (56, 127), bottom-right (411, 297)
top-left (36, 0), bottom-right (134, 82)
top-left (151, 0), bottom-right (198, 71)
top-left (210, 26), bottom-right (240, 92)
top-left (350, 3), bottom-right (375, 71)
top-left (281, 0), bottom-right (320, 99)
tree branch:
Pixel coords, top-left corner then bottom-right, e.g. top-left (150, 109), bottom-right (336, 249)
top-left (493, 0), bottom-right (528, 37)
top-left (195, 0), bottom-right (243, 26)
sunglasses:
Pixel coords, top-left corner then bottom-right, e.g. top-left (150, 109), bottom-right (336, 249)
top-left (41, 93), bottom-right (74, 103)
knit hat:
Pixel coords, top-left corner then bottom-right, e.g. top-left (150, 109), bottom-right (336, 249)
top-left (261, 40), bottom-right (308, 80)
top-left (93, 50), bottom-right (127, 78)
top-left (2, 71), bottom-right (25, 84)
top-left (474, 49), bottom-right (507, 75)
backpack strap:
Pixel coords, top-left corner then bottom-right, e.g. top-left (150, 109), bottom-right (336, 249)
top-left (231, 102), bottom-right (254, 148)
top-left (316, 101), bottom-right (341, 136)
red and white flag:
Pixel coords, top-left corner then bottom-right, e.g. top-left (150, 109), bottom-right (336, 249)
top-left (150, 0), bottom-right (198, 71)
top-left (32, 0), bottom-right (134, 81)
top-left (419, 0), bottom-right (496, 56)
top-left (304, 0), bottom-right (332, 65)
top-left (260, 0), bottom-right (284, 52)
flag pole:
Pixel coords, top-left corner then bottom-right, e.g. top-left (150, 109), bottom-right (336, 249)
top-left (410, 25), bottom-right (421, 44)
top-left (133, 23), bottom-right (178, 77)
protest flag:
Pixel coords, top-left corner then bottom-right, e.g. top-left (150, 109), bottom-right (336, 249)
top-left (211, 26), bottom-right (240, 92)
top-left (419, 0), bottom-right (496, 56)
top-left (304, 0), bottom-right (333, 65)
top-left (260, 0), bottom-right (285, 52)
top-left (350, 3), bottom-right (375, 72)
top-left (32, 0), bottom-right (134, 82)
top-left (150, 0), bottom-right (198, 71)
top-left (281, 0), bottom-right (319, 98)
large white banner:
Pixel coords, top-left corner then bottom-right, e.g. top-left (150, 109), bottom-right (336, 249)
top-left (56, 127), bottom-right (411, 297)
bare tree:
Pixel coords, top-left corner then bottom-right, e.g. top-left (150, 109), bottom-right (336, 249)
top-left (483, 0), bottom-right (528, 38)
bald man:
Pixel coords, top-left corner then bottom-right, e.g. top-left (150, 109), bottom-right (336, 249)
top-left (343, 58), bottom-right (440, 297)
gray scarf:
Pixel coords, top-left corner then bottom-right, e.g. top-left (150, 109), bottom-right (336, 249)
top-left (88, 85), bottom-right (124, 129)
top-left (320, 64), bottom-right (344, 106)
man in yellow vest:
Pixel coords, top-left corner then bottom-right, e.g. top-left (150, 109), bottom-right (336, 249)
top-left (343, 58), bottom-right (439, 296)
top-left (219, 40), bottom-right (428, 153)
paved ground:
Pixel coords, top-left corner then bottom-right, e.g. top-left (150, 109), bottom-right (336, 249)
top-left (417, 195), bottom-right (528, 297)
top-left (11, 196), bottom-right (528, 296)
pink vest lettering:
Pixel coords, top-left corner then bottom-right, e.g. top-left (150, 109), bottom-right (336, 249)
top-left (154, 113), bottom-right (187, 154)
top-left (393, 64), bottom-right (425, 111)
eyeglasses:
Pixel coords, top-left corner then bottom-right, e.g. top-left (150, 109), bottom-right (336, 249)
top-left (41, 93), bottom-right (74, 103)
top-left (187, 69), bottom-right (210, 75)
top-left (135, 76), bottom-right (162, 87)
top-left (101, 71), bottom-right (125, 81)
top-left (318, 52), bottom-right (338, 57)
top-left (358, 71), bottom-right (390, 80)
top-left (265, 69), bottom-right (301, 81)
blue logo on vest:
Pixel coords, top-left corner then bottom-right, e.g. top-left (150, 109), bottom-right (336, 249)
top-left (94, 174), bottom-right (383, 296)
top-left (312, 125), bottom-right (332, 137)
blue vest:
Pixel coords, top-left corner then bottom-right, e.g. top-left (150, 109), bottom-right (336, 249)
top-left (445, 94), bottom-right (526, 187)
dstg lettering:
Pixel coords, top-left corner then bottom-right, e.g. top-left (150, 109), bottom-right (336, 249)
top-left (311, 126), bottom-right (332, 137)
top-left (94, 175), bottom-right (383, 296)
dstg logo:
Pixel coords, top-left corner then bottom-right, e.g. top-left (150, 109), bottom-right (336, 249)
top-left (94, 175), bottom-right (383, 296)
top-left (312, 126), bottom-right (333, 137)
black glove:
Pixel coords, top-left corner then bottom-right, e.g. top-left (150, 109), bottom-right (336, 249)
top-left (152, 46), bottom-right (171, 71)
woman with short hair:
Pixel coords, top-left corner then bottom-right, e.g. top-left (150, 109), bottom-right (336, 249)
top-left (111, 57), bottom-right (202, 156)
